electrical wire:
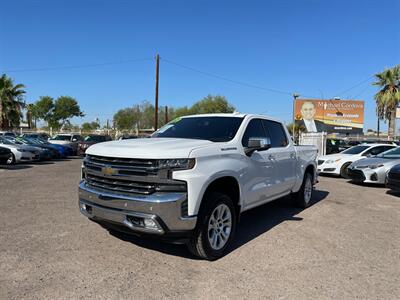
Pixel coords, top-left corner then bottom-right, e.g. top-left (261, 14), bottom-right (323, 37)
top-left (162, 57), bottom-right (313, 97)
top-left (1, 58), bottom-right (153, 73)
top-left (332, 76), bottom-right (374, 98)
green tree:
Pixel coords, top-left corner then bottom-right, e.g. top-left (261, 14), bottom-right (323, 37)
top-left (113, 106), bottom-right (141, 131)
top-left (32, 96), bottom-right (55, 125)
top-left (373, 65), bottom-right (400, 139)
top-left (190, 95), bottom-right (235, 115)
top-left (81, 121), bottom-right (100, 132)
top-left (0, 74), bottom-right (26, 129)
top-left (50, 96), bottom-right (84, 130)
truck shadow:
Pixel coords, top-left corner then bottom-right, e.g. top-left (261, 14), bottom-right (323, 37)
top-left (105, 189), bottom-right (329, 260)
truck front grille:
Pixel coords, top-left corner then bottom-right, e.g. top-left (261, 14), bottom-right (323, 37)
top-left (83, 154), bottom-right (186, 195)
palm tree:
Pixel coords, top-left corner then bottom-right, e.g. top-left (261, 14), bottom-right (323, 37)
top-left (0, 74), bottom-right (26, 130)
top-left (373, 65), bottom-right (400, 139)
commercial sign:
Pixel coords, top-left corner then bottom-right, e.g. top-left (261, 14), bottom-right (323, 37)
top-left (294, 99), bottom-right (364, 134)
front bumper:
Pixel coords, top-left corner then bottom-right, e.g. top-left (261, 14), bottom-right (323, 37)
top-left (347, 167), bottom-right (386, 184)
top-left (78, 181), bottom-right (197, 237)
top-left (317, 163), bottom-right (340, 175)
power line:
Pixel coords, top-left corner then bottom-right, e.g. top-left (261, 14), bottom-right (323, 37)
top-left (1, 58), bottom-right (153, 73)
top-left (162, 58), bottom-right (308, 97)
top-left (333, 76), bottom-right (374, 98)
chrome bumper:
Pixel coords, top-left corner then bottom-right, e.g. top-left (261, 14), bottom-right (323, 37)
top-left (78, 181), bottom-right (197, 234)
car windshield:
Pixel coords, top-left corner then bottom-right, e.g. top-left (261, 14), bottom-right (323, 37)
top-left (0, 136), bottom-right (15, 145)
top-left (377, 147), bottom-right (400, 159)
top-left (84, 135), bottom-right (106, 142)
top-left (52, 135), bottom-right (71, 141)
top-left (341, 145), bottom-right (370, 154)
top-left (152, 116), bottom-right (244, 142)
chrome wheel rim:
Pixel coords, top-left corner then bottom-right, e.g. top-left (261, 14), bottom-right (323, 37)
top-left (208, 204), bottom-right (232, 250)
top-left (304, 176), bottom-right (312, 204)
top-left (6, 155), bottom-right (13, 165)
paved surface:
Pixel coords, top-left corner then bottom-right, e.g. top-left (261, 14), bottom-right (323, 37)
top-left (0, 159), bottom-right (399, 299)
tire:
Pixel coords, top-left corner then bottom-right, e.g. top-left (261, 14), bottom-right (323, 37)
top-left (6, 153), bottom-right (15, 165)
top-left (340, 162), bottom-right (351, 178)
top-left (187, 192), bottom-right (237, 260)
top-left (293, 172), bottom-right (313, 208)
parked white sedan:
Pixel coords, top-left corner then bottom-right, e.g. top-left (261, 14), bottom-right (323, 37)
top-left (317, 143), bottom-right (397, 177)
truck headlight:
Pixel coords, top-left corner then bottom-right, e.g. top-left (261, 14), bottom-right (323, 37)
top-left (158, 158), bottom-right (195, 170)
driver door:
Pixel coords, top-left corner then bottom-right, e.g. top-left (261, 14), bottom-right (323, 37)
top-left (241, 119), bottom-right (275, 209)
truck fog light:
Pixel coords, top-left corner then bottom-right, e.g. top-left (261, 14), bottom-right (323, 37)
top-left (144, 218), bottom-right (158, 229)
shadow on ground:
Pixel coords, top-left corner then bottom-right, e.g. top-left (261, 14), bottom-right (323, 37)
top-left (103, 189), bottom-right (329, 260)
top-left (386, 190), bottom-right (400, 197)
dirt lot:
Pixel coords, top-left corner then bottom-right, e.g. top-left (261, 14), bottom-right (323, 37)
top-left (0, 159), bottom-right (399, 299)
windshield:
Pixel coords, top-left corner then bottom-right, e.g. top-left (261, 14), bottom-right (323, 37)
top-left (377, 147), bottom-right (400, 159)
top-left (152, 116), bottom-right (244, 142)
top-left (84, 135), bottom-right (106, 142)
top-left (52, 135), bottom-right (71, 141)
top-left (342, 145), bottom-right (370, 154)
top-left (0, 136), bottom-right (15, 145)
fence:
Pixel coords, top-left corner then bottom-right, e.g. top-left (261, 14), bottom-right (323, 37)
top-left (299, 132), bottom-right (327, 156)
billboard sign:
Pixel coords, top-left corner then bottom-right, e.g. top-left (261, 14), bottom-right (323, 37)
top-left (294, 99), bottom-right (364, 134)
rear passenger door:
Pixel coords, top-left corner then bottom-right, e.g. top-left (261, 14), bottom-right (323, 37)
top-left (262, 120), bottom-right (297, 195)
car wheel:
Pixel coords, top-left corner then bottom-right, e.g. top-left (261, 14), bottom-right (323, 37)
top-left (340, 162), bottom-right (351, 178)
top-left (6, 153), bottom-right (16, 165)
top-left (187, 192), bottom-right (237, 260)
top-left (293, 172), bottom-right (313, 208)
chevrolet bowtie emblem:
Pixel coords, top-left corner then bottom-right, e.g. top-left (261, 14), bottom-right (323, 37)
top-left (102, 166), bottom-right (117, 176)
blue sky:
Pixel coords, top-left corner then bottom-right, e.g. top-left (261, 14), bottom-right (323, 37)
top-left (1, 0), bottom-right (399, 130)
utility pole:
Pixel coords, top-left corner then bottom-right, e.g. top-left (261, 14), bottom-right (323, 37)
top-left (154, 54), bottom-right (160, 131)
top-left (165, 105), bottom-right (168, 124)
top-left (292, 93), bottom-right (299, 144)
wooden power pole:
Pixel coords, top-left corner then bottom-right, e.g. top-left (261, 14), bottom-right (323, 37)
top-left (165, 105), bottom-right (168, 124)
top-left (154, 54), bottom-right (160, 130)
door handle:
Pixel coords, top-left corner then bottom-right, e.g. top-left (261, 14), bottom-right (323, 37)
top-left (290, 153), bottom-right (296, 159)
top-left (268, 154), bottom-right (275, 160)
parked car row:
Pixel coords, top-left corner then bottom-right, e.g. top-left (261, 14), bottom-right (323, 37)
top-left (318, 143), bottom-right (400, 193)
top-left (0, 132), bottom-right (113, 165)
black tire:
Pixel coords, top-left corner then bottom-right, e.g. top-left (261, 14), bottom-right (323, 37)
top-left (340, 162), bottom-right (351, 178)
top-left (293, 172), bottom-right (313, 208)
top-left (187, 192), bottom-right (237, 260)
top-left (6, 153), bottom-right (15, 165)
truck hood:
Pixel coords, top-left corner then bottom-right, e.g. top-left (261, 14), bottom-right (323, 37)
top-left (86, 138), bottom-right (213, 159)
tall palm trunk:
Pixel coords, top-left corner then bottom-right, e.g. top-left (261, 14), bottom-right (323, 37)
top-left (388, 108), bottom-right (396, 140)
top-left (0, 100), bottom-right (2, 130)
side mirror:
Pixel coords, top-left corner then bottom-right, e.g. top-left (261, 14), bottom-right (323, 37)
top-left (72, 138), bottom-right (77, 142)
top-left (245, 137), bottom-right (271, 156)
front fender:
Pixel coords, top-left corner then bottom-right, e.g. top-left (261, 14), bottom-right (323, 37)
top-left (172, 154), bottom-right (246, 216)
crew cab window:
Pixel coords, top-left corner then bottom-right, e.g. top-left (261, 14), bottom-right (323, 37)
top-left (262, 120), bottom-right (288, 147)
top-left (242, 119), bottom-right (268, 147)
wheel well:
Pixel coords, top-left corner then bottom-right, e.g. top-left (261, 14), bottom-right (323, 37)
top-left (305, 164), bottom-right (315, 181)
top-left (202, 176), bottom-right (241, 214)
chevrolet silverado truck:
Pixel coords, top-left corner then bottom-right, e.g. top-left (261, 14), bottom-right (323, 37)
top-left (79, 114), bottom-right (318, 260)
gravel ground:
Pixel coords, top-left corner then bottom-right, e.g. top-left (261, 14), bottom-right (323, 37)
top-left (0, 159), bottom-right (399, 299)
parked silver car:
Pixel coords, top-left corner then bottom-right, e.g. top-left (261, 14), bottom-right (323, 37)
top-left (347, 147), bottom-right (400, 184)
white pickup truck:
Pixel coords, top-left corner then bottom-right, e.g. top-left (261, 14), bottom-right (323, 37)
top-left (79, 114), bottom-right (318, 260)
